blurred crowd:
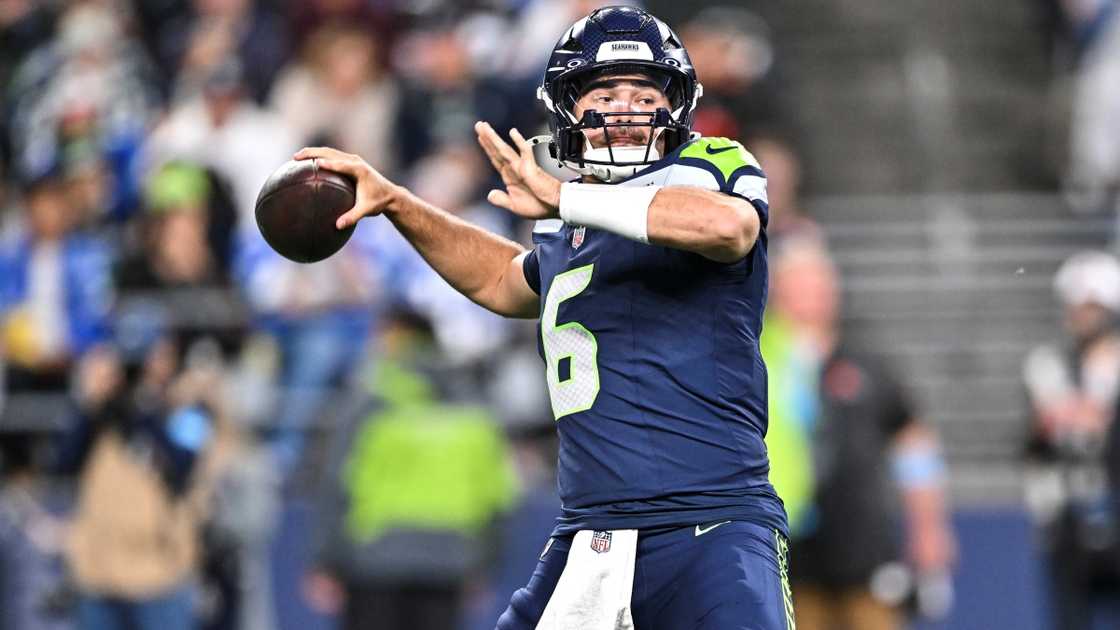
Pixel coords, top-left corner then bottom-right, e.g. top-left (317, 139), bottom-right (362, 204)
top-left (0, 1), bottom-right (1116, 630)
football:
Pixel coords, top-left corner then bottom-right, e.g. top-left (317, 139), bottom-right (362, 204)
top-left (254, 159), bottom-right (357, 263)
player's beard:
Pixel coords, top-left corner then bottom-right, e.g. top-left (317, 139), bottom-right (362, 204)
top-left (582, 126), bottom-right (665, 160)
top-left (584, 124), bottom-right (656, 151)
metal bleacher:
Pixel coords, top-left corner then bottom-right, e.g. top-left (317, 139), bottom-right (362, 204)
top-left (812, 192), bottom-right (1114, 506)
top-left (757, 0), bottom-right (1055, 195)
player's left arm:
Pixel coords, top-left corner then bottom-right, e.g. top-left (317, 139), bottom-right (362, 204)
top-left (477, 125), bottom-right (761, 263)
top-left (645, 188), bottom-right (760, 263)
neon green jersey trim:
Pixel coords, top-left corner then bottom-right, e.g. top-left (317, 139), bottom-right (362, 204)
top-left (679, 137), bottom-right (761, 182)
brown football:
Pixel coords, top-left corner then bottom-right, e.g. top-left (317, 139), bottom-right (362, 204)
top-left (254, 159), bottom-right (356, 263)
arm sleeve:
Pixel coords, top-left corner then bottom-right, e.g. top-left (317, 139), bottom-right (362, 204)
top-left (728, 166), bottom-right (770, 229)
top-left (522, 247), bottom-right (541, 295)
top-left (679, 137), bottom-right (770, 228)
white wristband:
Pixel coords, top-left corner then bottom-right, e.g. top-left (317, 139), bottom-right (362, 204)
top-left (558, 183), bottom-right (660, 244)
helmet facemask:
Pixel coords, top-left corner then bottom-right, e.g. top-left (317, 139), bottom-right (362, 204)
top-left (567, 108), bottom-right (669, 182)
top-left (548, 67), bottom-right (695, 182)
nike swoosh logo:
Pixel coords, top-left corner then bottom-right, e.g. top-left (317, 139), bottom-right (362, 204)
top-left (694, 520), bottom-right (732, 536)
top-left (705, 145), bottom-right (737, 155)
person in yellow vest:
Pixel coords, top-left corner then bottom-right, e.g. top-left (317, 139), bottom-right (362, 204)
top-left (303, 311), bottom-right (518, 630)
top-left (765, 236), bottom-right (956, 630)
top-left (760, 310), bottom-right (815, 534)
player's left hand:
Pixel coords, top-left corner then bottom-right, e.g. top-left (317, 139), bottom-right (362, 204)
top-left (475, 121), bottom-right (562, 220)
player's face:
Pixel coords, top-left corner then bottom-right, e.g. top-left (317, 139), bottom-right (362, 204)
top-left (572, 74), bottom-right (672, 151)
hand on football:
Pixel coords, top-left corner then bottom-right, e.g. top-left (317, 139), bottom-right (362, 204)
top-left (293, 147), bottom-right (399, 230)
top-left (475, 122), bottom-right (562, 220)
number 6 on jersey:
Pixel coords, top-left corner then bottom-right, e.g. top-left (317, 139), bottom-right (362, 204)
top-left (542, 264), bottom-right (600, 419)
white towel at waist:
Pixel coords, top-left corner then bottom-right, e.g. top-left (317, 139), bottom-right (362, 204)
top-left (536, 529), bottom-right (638, 630)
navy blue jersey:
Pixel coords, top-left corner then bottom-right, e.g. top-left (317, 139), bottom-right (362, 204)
top-left (522, 137), bottom-right (787, 536)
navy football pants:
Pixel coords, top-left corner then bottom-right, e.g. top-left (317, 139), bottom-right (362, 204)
top-left (495, 520), bottom-right (795, 630)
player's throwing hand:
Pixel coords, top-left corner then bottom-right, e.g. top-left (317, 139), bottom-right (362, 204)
top-left (475, 121), bottom-right (562, 220)
top-left (293, 146), bottom-right (401, 230)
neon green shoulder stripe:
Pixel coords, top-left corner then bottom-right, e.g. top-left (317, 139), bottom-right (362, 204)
top-left (679, 137), bottom-right (761, 182)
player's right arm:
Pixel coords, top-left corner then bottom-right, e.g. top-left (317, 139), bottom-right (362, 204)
top-left (293, 147), bottom-right (539, 319)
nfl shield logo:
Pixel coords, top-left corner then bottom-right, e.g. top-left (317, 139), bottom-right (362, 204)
top-left (590, 530), bottom-right (612, 554)
top-left (571, 226), bottom-right (586, 249)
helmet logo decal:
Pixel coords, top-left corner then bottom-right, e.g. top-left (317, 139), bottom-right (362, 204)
top-left (572, 226), bottom-right (586, 249)
top-left (595, 41), bottom-right (654, 62)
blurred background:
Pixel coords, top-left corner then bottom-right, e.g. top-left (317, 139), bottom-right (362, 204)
top-left (0, 1), bottom-right (1118, 629)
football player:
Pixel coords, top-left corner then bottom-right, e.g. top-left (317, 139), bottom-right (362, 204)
top-left (296, 6), bottom-right (792, 629)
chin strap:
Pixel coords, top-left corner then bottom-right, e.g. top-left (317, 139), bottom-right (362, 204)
top-left (578, 146), bottom-right (661, 183)
top-left (527, 135), bottom-right (663, 183)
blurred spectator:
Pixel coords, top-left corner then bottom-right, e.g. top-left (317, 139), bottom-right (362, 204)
top-left (0, 1), bottom-right (54, 85)
top-left (0, 431), bottom-right (71, 630)
top-left (681, 6), bottom-right (789, 140)
top-left (758, 306), bottom-right (816, 538)
top-left (1059, 0), bottom-right (1120, 214)
top-left (58, 137), bottom-right (114, 230)
top-left (764, 236), bottom-right (956, 630)
top-left (59, 338), bottom-right (240, 630)
top-left (755, 140), bottom-right (823, 534)
top-left (0, 1), bottom-right (55, 167)
top-left (286, 0), bottom-right (394, 53)
top-left (5, 2), bottom-right (156, 220)
top-left (120, 162), bottom-right (231, 291)
top-left (114, 161), bottom-right (248, 405)
top-left (110, 160), bottom-right (274, 630)
top-left (304, 310), bottom-right (518, 630)
top-left (143, 161), bottom-right (238, 276)
top-left (392, 22), bottom-right (496, 169)
top-left (1022, 250), bottom-right (1120, 630)
top-left (0, 168), bottom-right (113, 393)
top-left (157, 0), bottom-right (290, 104)
top-left (147, 59), bottom-right (298, 235)
top-left (270, 22), bottom-right (402, 176)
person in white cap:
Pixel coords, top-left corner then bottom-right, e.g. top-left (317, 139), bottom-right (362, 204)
top-left (1022, 250), bottom-right (1120, 630)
